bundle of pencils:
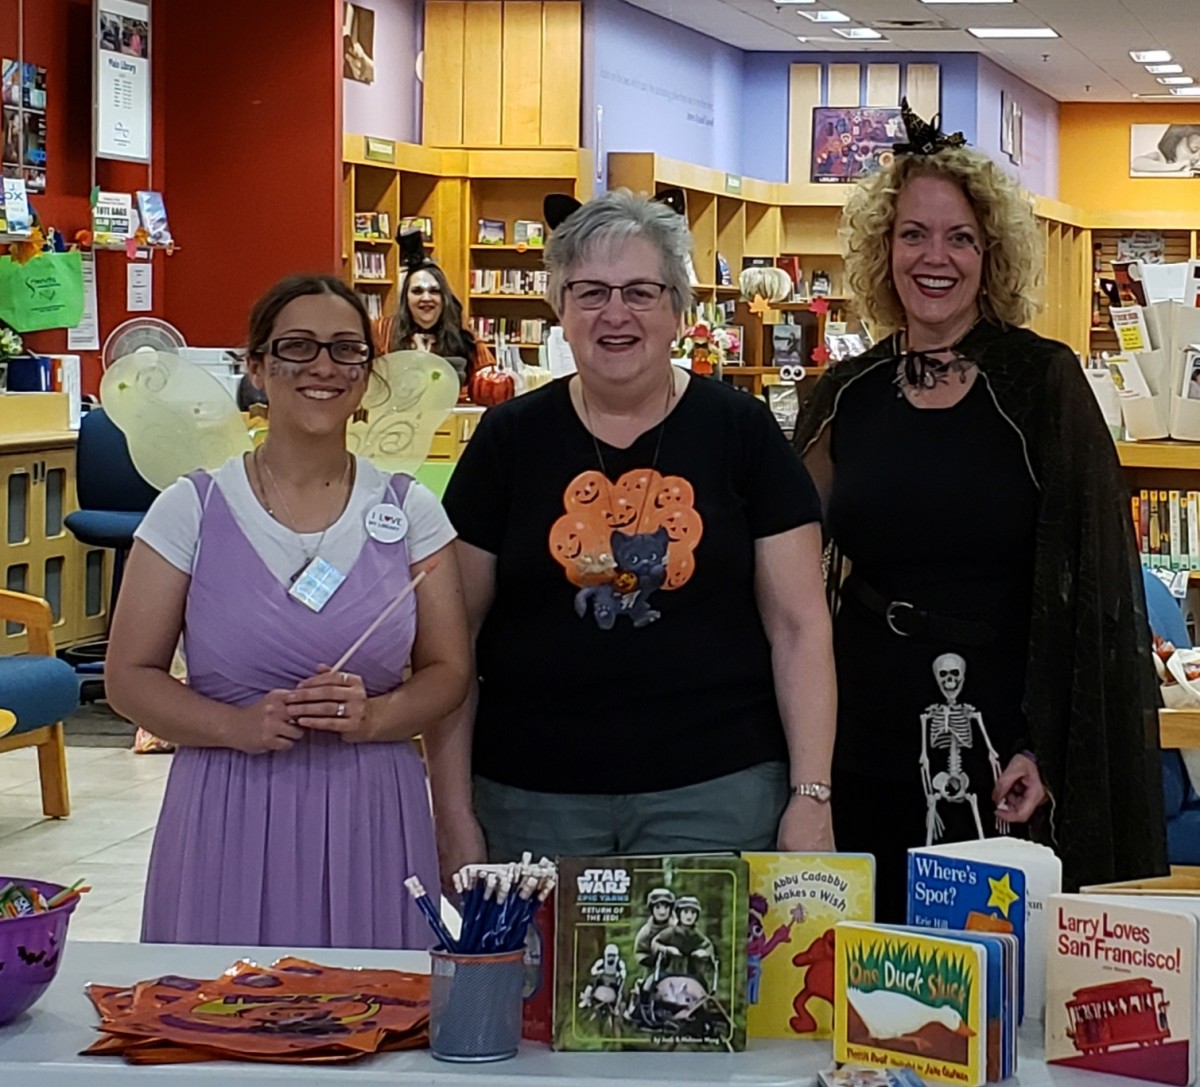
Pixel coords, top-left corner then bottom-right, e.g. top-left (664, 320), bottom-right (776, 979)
top-left (405, 854), bottom-right (556, 955)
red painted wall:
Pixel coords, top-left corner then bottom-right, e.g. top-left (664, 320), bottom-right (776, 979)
top-left (2, 0), bottom-right (344, 393)
top-left (160, 0), bottom-right (344, 350)
top-left (1, 0), bottom-right (168, 393)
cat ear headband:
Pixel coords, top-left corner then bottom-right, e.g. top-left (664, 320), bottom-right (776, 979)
top-left (398, 228), bottom-right (434, 271)
top-left (893, 97), bottom-right (967, 156)
top-left (543, 187), bottom-right (688, 232)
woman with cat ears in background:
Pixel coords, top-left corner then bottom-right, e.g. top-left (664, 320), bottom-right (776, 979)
top-left (427, 186), bottom-right (837, 891)
top-left (373, 230), bottom-right (496, 396)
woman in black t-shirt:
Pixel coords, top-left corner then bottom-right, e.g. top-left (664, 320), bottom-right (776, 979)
top-left (795, 102), bottom-right (1166, 920)
top-left (430, 189), bottom-right (836, 884)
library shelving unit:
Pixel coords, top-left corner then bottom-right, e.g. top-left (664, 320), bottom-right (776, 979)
top-left (465, 148), bottom-right (591, 366)
top-left (342, 137), bottom-right (590, 361)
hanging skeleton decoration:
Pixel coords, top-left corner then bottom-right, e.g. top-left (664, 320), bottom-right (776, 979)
top-left (919, 653), bottom-right (1006, 845)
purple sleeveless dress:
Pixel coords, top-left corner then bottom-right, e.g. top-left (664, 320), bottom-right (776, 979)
top-left (141, 469), bottom-right (439, 949)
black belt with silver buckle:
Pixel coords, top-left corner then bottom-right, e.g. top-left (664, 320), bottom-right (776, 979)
top-left (843, 577), bottom-right (1000, 648)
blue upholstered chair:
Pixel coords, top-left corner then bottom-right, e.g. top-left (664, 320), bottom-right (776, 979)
top-left (62, 407), bottom-right (159, 684)
top-left (1143, 569), bottom-right (1200, 864)
top-left (0, 590), bottom-right (78, 817)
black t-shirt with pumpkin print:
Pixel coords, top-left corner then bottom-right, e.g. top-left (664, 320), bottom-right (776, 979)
top-left (442, 374), bottom-right (822, 794)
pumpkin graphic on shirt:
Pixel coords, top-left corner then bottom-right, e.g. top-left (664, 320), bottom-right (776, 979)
top-left (549, 468), bottom-right (703, 630)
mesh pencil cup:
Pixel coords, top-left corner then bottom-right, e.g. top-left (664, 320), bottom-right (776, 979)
top-left (429, 948), bottom-right (525, 1062)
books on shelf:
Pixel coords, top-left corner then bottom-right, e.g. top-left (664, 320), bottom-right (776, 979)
top-left (357, 290), bottom-right (383, 320)
top-left (92, 191), bottom-right (134, 248)
top-left (553, 853), bottom-right (748, 1052)
top-left (821, 1069), bottom-right (927, 1087)
top-left (1046, 893), bottom-right (1200, 1085)
top-left (399, 215), bottom-right (432, 242)
top-left (514, 219), bottom-right (545, 247)
top-left (353, 250), bottom-right (387, 280)
top-left (469, 268), bottom-right (549, 296)
top-left (469, 316), bottom-right (547, 345)
top-left (135, 191), bottom-right (172, 248)
top-left (353, 211), bottom-right (391, 239)
top-left (744, 852), bottom-right (875, 1039)
top-left (1136, 489), bottom-right (1200, 571)
top-left (478, 218), bottom-right (505, 245)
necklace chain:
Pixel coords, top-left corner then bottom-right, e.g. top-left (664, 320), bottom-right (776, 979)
top-left (254, 446), bottom-right (352, 566)
top-left (579, 369), bottom-right (676, 533)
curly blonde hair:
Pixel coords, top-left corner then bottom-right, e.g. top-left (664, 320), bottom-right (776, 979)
top-left (841, 146), bottom-right (1043, 335)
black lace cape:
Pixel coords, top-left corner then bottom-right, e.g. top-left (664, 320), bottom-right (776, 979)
top-left (794, 319), bottom-right (1168, 891)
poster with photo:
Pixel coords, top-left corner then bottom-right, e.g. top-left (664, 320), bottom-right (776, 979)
top-left (343, 3), bottom-right (376, 85)
top-left (1130, 123), bottom-right (1200, 177)
top-left (1, 60), bottom-right (47, 193)
top-left (96, 0), bottom-right (150, 161)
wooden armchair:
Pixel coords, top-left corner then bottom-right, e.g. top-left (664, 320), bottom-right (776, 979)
top-left (0, 589), bottom-right (77, 817)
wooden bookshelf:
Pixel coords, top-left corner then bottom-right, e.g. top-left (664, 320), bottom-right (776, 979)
top-left (1118, 442), bottom-right (1200, 471)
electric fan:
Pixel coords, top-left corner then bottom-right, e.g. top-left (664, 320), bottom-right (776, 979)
top-left (101, 316), bottom-right (187, 370)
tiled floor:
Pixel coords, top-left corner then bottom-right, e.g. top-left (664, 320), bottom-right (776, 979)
top-left (0, 744), bottom-right (460, 942)
top-left (0, 746), bottom-right (171, 941)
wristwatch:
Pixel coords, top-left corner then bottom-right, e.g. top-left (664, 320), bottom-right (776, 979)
top-left (791, 782), bottom-right (832, 803)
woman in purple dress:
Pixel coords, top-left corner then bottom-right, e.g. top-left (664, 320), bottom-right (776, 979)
top-left (107, 274), bottom-right (471, 948)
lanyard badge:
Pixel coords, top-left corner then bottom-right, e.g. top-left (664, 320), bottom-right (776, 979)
top-left (288, 556), bottom-right (347, 612)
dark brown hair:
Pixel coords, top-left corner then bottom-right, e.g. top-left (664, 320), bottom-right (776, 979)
top-left (246, 274), bottom-right (374, 363)
top-left (390, 262), bottom-right (474, 359)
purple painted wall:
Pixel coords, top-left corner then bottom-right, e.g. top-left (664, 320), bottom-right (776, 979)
top-left (584, 0), bottom-right (745, 190)
top-left (975, 55), bottom-right (1059, 199)
top-left (740, 52), bottom-right (981, 184)
top-left (341, 0), bottom-right (422, 143)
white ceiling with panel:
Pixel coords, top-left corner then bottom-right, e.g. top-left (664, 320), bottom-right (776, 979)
top-left (618, 0), bottom-right (1200, 103)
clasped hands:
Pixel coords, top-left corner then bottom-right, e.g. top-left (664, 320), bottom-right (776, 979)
top-left (240, 665), bottom-right (371, 753)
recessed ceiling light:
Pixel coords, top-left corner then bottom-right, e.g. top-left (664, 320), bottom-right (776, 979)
top-left (1130, 50), bottom-right (1172, 63)
top-left (922, 0), bottom-right (1012, 3)
top-left (833, 26), bottom-right (885, 39)
top-left (799, 9), bottom-right (851, 21)
top-left (969, 26), bottom-right (1057, 38)
top-left (1171, 86), bottom-right (1200, 96)
top-left (1159, 76), bottom-right (1195, 85)
top-left (775, 0), bottom-right (817, 4)
top-left (1146, 64), bottom-right (1183, 74)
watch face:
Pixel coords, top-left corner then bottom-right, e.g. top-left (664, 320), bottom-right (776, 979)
top-left (814, 783), bottom-right (832, 802)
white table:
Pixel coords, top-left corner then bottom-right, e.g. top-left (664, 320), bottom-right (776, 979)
top-left (0, 941), bottom-right (1105, 1087)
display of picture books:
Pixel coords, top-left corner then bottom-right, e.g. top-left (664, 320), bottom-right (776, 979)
top-left (92, 191), bottom-right (134, 248)
top-left (907, 848), bottom-right (1027, 1023)
top-left (513, 219), bottom-right (545, 247)
top-left (1, 58), bottom-right (46, 193)
top-left (553, 853), bottom-right (748, 1052)
top-left (1110, 305), bottom-right (1151, 353)
top-left (399, 215), bottom-right (432, 243)
top-left (1045, 893), bottom-right (1200, 1085)
top-left (478, 218), bottom-right (505, 245)
top-left (136, 191), bottom-right (172, 248)
top-left (914, 839), bottom-right (1061, 1022)
top-left (0, 176), bottom-right (30, 236)
top-left (1182, 347), bottom-right (1200, 401)
top-left (834, 921), bottom-right (1004, 1087)
top-left (1106, 354), bottom-right (1153, 399)
top-left (744, 852), bottom-right (875, 1039)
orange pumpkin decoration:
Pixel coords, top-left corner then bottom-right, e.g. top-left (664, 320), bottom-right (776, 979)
top-left (470, 364), bottom-right (516, 406)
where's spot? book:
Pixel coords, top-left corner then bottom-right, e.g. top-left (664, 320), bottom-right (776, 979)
top-left (744, 852), bottom-right (875, 1039)
top-left (553, 854), bottom-right (747, 1052)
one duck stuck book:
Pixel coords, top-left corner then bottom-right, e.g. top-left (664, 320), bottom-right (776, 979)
top-left (554, 854), bottom-right (748, 1052)
top-left (835, 922), bottom-right (986, 1087)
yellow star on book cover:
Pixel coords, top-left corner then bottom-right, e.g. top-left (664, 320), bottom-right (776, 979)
top-left (986, 872), bottom-right (1019, 917)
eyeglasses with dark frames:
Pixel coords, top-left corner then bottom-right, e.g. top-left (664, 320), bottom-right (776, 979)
top-left (268, 337), bottom-right (373, 366)
top-left (565, 280), bottom-right (671, 311)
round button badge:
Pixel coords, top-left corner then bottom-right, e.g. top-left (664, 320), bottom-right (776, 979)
top-left (365, 503), bottom-right (408, 544)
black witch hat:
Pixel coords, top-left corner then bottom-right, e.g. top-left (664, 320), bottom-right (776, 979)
top-left (543, 187), bottom-right (688, 233)
top-left (893, 97), bottom-right (967, 156)
top-left (398, 228), bottom-right (432, 270)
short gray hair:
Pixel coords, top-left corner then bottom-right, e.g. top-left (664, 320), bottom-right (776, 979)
top-left (544, 188), bottom-right (694, 317)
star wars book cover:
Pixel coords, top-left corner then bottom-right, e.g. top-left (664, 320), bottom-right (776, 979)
top-left (553, 854), bottom-right (748, 1052)
top-left (745, 852), bottom-right (875, 1039)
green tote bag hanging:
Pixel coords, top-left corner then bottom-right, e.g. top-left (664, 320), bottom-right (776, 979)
top-left (0, 250), bottom-right (85, 332)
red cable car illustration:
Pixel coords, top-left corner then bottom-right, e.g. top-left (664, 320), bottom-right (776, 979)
top-left (1065, 978), bottom-right (1171, 1054)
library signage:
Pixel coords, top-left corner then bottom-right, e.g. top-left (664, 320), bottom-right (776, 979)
top-left (365, 137), bottom-right (395, 163)
top-left (95, 0), bottom-right (151, 163)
